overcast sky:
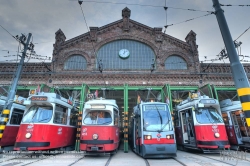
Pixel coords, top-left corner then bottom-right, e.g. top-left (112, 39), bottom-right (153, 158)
top-left (0, 0), bottom-right (249, 64)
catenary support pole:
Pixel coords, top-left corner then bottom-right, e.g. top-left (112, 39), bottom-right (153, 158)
top-left (212, 0), bottom-right (250, 126)
top-left (0, 33), bottom-right (32, 139)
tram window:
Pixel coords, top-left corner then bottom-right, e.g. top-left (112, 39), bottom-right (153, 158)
top-left (83, 111), bottom-right (112, 125)
top-left (10, 108), bottom-right (24, 125)
top-left (173, 113), bottom-right (179, 126)
top-left (222, 113), bottom-right (229, 125)
top-left (182, 112), bottom-right (187, 132)
top-left (54, 105), bottom-right (68, 125)
top-left (70, 111), bottom-right (78, 126)
top-left (114, 109), bottom-right (118, 126)
top-left (195, 108), bottom-right (223, 124)
top-left (22, 106), bottom-right (53, 123)
top-left (143, 105), bottom-right (170, 131)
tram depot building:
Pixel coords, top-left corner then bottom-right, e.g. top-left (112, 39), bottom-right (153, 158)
top-left (1, 7), bottom-right (250, 119)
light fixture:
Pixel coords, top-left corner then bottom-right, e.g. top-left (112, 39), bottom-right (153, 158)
top-left (214, 133), bottom-right (220, 138)
top-left (144, 135), bottom-right (152, 140)
top-left (93, 134), bottom-right (98, 140)
top-left (166, 134), bottom-right (174, 139)
top-left (25, 133), bottom-right (32, 139)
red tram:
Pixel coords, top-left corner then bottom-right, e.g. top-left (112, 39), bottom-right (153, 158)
top-left (0, 95), bottom-right (25, 152)
top-left (174, 93), bottom-right (230, 152)
top-left (129, 102), bottom-right (177, 158)
top-left (220, 99), bottom-right (250, 150)
top-left (14, 92), bottom-right (78, 151)
top-left (80, 98), bottom-right (120, 154)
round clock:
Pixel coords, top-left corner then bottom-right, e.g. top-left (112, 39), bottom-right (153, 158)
top-left (118, 49), bottom-right (130, 59)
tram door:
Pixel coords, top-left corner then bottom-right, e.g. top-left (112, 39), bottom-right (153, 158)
top-left (230, 111), bottom-right (243, 144)
top-left (180, 111), bottom-right (188, 144)
top-left (181, 110), bottom-right (195, 145)
top-left (232, 111), bottom-right (250, 142)
top-left (132, 110), bottom-right (142, 154)
top-left (135, 116), bottom-right (142, 154)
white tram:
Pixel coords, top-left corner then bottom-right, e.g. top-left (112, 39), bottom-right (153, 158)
top-left (129, 102), bottom-right (176, 158)
top-left (174, 93), bottom-right (230, 152)
top-left (80, 98), bottom-right (120, 154)
top-left (0, 95), bottom-right (26, 152)
top-left (14, 92), bottom-right (78, 151)
top-left (220, 99), bottom-right (250, 150)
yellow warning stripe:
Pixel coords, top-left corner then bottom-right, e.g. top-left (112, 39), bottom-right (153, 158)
top-left (246, 118), bottom-right (250, 127)
top-left (241, 102), bottom-right (250, 111)
top-left (237, 88), bottom-right (250, 96)
top-left (0, 133), bottom-right (2, 138)
top-left (2, 109), bottom-right (10, 114)
top-left (0, 125), bottom-right (5, 130)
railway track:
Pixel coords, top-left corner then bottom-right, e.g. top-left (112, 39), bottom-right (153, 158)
top-left (178, 150), bottom-right (250, 166)
top-left (0, 152), bottom-right (63, 166)
top-left (1, 150), bottom-right (249, 166)
top-left (145, 158), bottom-right (187, 166)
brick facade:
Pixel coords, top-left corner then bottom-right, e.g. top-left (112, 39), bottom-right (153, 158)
top-left (0, 8), bottom-right (249, 88)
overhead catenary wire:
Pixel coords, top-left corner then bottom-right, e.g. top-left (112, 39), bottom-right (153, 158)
top-left (234, 26), bottom-right (250, 42)
top-left (73, 0), bottom-right (213, 13)
top-left (220, 4), bottom-right (250, 7)
top-left (78, 1), bottom-right (106, 87)
top-left (0, 24), bottom-right (16, 40)
top-left (146, 3), bottom-right (168, 90)
top-left (165, 12), bottom-right (214, 28)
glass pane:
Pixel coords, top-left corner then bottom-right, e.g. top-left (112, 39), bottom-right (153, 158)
top-left (195, 108), bottom-right (223, 124)
top-left (142, 104), bottom-right (171, 131)
top-left (10, 108), bottom-right (24, 125)
top-left (97, 40), bottom-right (155, 69)
top-left (64, 55), bottom-right (87, 70)
top-left (53, 105), bottom-right (67, 124)
top-left (22, 106), bottom-right (53, 123)
top-left (83, 111), bottom-right (112, 125)
top-left (165, 55), bottom-right (187, 70)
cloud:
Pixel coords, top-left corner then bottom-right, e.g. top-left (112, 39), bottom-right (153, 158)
top-left (0, 0), bottom-right (249, 63)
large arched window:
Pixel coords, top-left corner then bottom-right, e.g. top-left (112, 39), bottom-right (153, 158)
top-left (165, 55), bottom-right (187, 70)
top-left (64, 55), bottom-right (87, 70)
top-left (97, 40), bottom-right (155, 70)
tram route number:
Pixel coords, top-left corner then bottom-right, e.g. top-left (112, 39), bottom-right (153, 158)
top-left (31, 96), bottom-right (48, 101)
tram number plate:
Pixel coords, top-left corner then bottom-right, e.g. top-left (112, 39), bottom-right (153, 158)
top-left (91, 147), bottom-right (98, 151)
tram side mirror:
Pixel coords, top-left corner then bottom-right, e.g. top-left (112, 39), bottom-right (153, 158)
top-left (134, 111), bottom-right (140, 118)
top-left (23, 100), bottom-right (31, 105)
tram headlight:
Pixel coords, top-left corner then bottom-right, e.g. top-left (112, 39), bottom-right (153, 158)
top-left (166, 134), bottom-right (174, 139)
top-left (214, 132), bottom-right (220, 138)
top-left (25, 133), bottom-right (32, 139)
top-left (92, 134), bottom-right (98, 140)
top-left (144, 135), bottom-right (152, 140)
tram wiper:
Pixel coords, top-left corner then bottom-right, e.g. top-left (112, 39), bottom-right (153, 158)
top-left (30, 106), bottom-right (39, 123)
top-left (38, 117), bottom-right (50, 122)
top-left (204, 109), bottom-right (215, 124)
top-left (154, 105), bottom-right (163, 132)
top-left (160, 118), bottom-right (170, 132)
top-left (100, 121), bottom-right (112, 125)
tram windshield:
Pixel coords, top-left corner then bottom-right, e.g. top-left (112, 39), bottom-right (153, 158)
top-left (143, 104), bottom-right (171, 132)
top-left (83, 111), bottom-right (112, 125)
top-left (195, 107), bottom-right (223, 124)
top-left (22, 105), bottom-right (53, 123)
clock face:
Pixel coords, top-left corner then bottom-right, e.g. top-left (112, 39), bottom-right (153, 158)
top-left (118, 49), bottom-right (130, 59)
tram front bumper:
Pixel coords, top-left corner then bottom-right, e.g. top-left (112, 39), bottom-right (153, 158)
top-left (142, 144), bottom-right (177, 158)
